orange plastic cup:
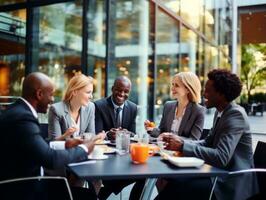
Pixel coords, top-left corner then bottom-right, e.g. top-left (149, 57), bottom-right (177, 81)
top-left (130, 143), bottom-right (150, 164)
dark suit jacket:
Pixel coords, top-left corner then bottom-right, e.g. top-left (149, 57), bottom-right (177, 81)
top-left (0, 99), bottom-right (88, 181)
top-left (94, 96), bottom-right (137, 133)
top-left (183, 102), bottom-right (258, 200)
top-left (150, 101), bottom-right (205, 140)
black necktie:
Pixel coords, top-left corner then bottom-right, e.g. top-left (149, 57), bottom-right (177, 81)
top-left (115, 107), bottom-right (122, 128)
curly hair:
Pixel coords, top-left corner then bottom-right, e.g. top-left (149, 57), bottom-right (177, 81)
top-left (207, 69), bottom-right (242, 102)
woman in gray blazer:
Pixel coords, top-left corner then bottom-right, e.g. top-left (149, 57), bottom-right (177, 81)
top-left (48, 74), bottom-right (95, 141)
top-left (145, 72), bottom-right (205, 140)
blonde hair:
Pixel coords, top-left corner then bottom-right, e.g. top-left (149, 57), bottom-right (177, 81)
top-left (63, 74), bottom-right (93, 103)
top-left (174, 72), bottom-right (201, 103)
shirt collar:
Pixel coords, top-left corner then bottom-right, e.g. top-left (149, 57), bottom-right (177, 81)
top-left (20, 97), bottom-right (38, 119)
top-left (111, 96), bottom-right (124, 110)
top-left (217, 111), bottom-right (223, 117)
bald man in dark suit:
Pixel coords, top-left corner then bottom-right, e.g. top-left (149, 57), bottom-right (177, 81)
top-left (0, 72), bottom-right (99, 200)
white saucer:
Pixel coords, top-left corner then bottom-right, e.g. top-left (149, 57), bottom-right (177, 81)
top-left (104, 148), bottom-right (116, 154)
top-left (88, 155), bottom-right (108, 160)
top-left (95, 140), bottom-right (110, 145)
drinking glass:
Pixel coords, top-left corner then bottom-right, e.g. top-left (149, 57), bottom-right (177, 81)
top-left (116, 130), bottom-right (130, 154)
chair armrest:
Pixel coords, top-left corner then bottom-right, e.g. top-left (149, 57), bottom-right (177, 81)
top-left (229, 168), bottom-right (266, 175)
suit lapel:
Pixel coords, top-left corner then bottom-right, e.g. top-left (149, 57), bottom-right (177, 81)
top-left (107, 97), bottom-right (116, 127)
top-left (63, 102), bottom-right (72, 128)
top-left (121, 101), bottom-right (129, 128)
top-left (178, 102), bottom-right (192, 135)
top-left (166, 102), bottom-right (176, 131)
top-left (212, 103), bottom-right (233, 145)
top-left (79, 106), bottom-right (85, 133)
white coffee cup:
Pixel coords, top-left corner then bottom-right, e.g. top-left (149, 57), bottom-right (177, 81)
top-left (91, 146), bottom-right (104, 158)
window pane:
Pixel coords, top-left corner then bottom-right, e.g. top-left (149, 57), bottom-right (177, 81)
top-left (155, 7), bottom-right (179, 124)
top-left (88, 0), bottom-right (106, 99)
top-left (106, 0), bottom-right (150, 133)
top-left (0, 0), bottom-right (25, 6)
top-left (38, 1), bottom-right (82, 101)
top-left (0, 9), bottom-right (26, 101)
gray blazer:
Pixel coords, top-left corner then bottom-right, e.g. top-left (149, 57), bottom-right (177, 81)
top-left (48, 101), bottom-right (95, 140)
top-left (183, 102), bottom-right (258, 200)
top-left (150, 101), bottom-right (205, 140)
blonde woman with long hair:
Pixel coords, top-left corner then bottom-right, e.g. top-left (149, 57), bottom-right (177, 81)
top-left (49, 74), bottom-right (99, 140)
top-left (48, 74), bottom-right (104, 193)
top-left (144, 71), bottom-right (205, 140)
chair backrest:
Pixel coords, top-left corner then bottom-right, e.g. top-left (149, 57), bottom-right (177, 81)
top-left (209, 141), bottom-right (266, 200)
top-left (0, 176), bottom-right (73, 200)
top-left (253, 141), bottom-right (266, 196)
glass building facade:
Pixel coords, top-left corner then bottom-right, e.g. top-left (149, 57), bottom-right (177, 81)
top-left (0, 0), bottom-right (232, 133)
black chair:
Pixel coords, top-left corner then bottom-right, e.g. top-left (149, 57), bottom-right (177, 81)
top-left (253, 104), bottom-right (264, 116)
top-left (252, 141), bottom-right (266, 199)
top-left (209, 141), bottom-right (266, 200)
top-left (0, 176), bottom-right (73, 200)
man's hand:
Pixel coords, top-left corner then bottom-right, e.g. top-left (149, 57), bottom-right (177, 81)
top-left (107, 128), bottom-right (121, 140)
top-left (83, 139), bottom-right (95, 154)
top-left (161, 133), bottom-right (184, 151)
top-left (65, 138), bottom-right (83, 148)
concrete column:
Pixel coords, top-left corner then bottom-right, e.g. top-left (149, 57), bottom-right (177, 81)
top-left (137, 0), bottom-right (149, 136)
top-left (231, 0), bottom-right (238, 73)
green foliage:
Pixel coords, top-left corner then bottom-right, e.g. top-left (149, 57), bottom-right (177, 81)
top-left (241, 44), bottom-right (266, 103)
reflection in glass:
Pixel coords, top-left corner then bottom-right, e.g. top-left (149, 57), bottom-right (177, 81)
top-left (88, 0), bottom-right (106, 99)
top-left (38, 2), bottom-right (82, 101)
top-left (105, 0), bottom-right (150, 133)
top-left (0, 0), bottom-right (25, 6)
top-left (155, 9), bottom-right (179, 124)
top-left (0, 9), bottom-right (26, 97)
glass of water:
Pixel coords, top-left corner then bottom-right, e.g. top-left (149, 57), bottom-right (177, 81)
top-left (116, 130), bottom-right (130, 154)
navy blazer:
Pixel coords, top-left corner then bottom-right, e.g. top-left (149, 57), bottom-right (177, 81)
top-left (150, 101), bottom-right (205, 140)
top-left (0, 99), bottom-right (88, 181)
top-left (94, 96), bottom-right (137, 133)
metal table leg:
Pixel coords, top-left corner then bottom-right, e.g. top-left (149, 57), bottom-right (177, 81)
top-left (140, 178), bottom-right (157, 200)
